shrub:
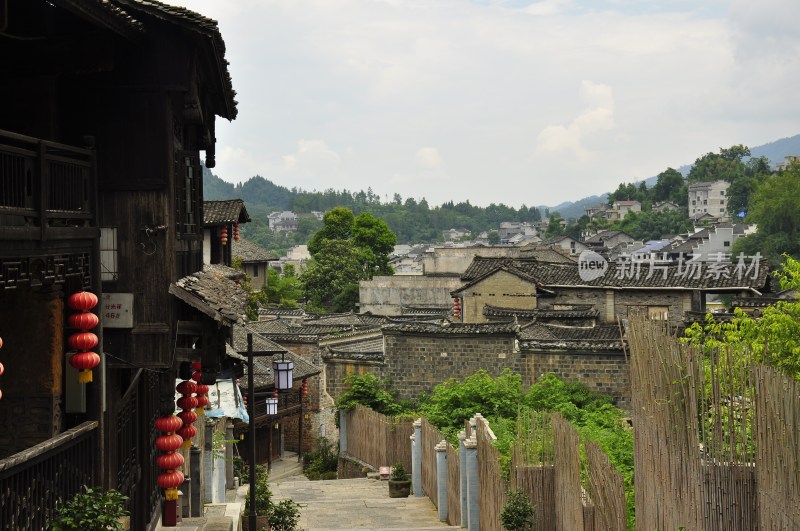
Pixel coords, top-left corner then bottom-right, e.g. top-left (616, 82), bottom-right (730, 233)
top-left (50, 486), bottom-right (129, 531)
top-left (303, 436), bottom-right (339, 480)
top-left (500, 489), bottom-right (536, 531)
top-left (269, 499), bottom-right (301, 531)
top-left (244, 474), bottom-right (272, 516)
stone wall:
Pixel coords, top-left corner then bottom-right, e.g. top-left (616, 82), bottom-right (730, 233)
top-left (548, 287), bottom-right (691, 326)
top-left (324, 332), bottom-right (631, 409)
top-left (529, 350), bottom-right (630, 408)
top-left (359, 276), bottom-right (463, 316)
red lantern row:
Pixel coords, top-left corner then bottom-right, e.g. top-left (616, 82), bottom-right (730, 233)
top-left (302, 378), bottom-right (308, 398)
top-left (233, 222), bottom-right (240, 242)
top-left (155, 415), bottom-right (184, 501)
top-left (453, 297), bottom-right (461, 320)
top-left (176, 380), bottom-right (198, 449)
top-left (67, 292), bottom-right (100, 384)
top-left (220, 226), bottom-right (228, 246)
top-left (192, 362), bottom-right (208, 416)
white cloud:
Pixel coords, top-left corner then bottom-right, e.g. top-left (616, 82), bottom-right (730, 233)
top-left (535, 81), bottom-right (614, 159)
top-left (415, 147), bottom-right (444, 170)
top-left (172, 0), bottom-right (800, 207)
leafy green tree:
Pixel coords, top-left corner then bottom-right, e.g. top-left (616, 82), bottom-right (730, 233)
top-left (419, 370), bottom-right (524, 437)
top-left (545, 213), bottom-right (565, 238)
top-left (300, 239), bottom-right (363, 312)
top-left (353, 212), bottom-right (397, 276)
top-left (613, 209), bottom-right (693, 241)
top-left (266, 265), bottom-right (302, 308)
top-left (335, 373), bottom-right (407, 416)
top-left (734, 163), bottom-right (800, 259)
top-left (487, 230), bottom-right (500, 244)
top-left (307, 207), bottom-right (355, 256)
top-left (500, 489), bottom-right (536, 531)
top-left (651, 168), bottom-right (687, 206)
top-left (684, 255), bottom-right (800, 379)
top-left (50, 487), bottom-right (129, 531)
top-left (687, 145), bottom-right (750, 183)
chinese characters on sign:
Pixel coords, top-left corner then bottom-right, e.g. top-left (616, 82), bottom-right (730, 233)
top-left (101, 293), bottom-right (134, 328)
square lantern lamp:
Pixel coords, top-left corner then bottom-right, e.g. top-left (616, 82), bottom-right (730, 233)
top-left (265, 397), bottom-right (278, 416)
top-left (273, 355), bottom-right (294, 391)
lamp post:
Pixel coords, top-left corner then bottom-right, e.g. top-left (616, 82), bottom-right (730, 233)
top-left (238, 332), bottom-right (293, 531)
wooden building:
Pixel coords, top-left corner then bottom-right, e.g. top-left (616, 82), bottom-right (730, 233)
top-left (0, 1), bottom-right (238, 528)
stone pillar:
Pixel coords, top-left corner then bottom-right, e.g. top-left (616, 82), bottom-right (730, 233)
top-left (412, 418), bottom-right (423, 497)
top-left (435, 440), bottom-right (448, 522)
top-left (181, 476), bottom-right (191, 518)
top-left (225, 421), bottom-right (235, 488)
top-left (339, 409), bottom-right (347, 454)
top-left (190, 446), bottom-right (202, 517)
top-left (458, 430), bottom-right (468, 528)
top-left (465, 434), bottom-right (480, 531)
top-left (204, 421), bottom-right (214, 503)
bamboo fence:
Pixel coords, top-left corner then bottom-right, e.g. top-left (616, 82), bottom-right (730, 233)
top-left (421, 419), bottom-right (442, 506)
top-left (476, 416), bottom-right (506, 531)
top-left (512, 410), bottom-right (556, 531)
top-left (446, 442), bottom-right (462, 527)
top-left (754, 365), bottom-right (800, 530)
top-left (585, 440), bottom-right (627, 531)
top-left (345, 405), bottom-right (413, 471)
top-left (553, 413), bottom-right (585, 531)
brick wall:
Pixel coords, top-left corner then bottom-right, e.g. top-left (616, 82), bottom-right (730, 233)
top-left (530, 350), bottom-right (630, 408)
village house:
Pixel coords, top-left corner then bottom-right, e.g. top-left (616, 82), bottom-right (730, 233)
top-left (609, 199), bottom-right (642, 220)
top-left (539, 235), bottom-right (589, 256)
top-left (268, 210), bottom-right (299, 232)
top-left (203, 199), bottom-right (251, 267)
top-left (583, 229), bottom-right (636, 252)
top-left (688, 180), bottom-right (730, 221)
top-left (652, 200), bottom-right (681, 212)
top-left (232, 238), bottom-right (278, 291)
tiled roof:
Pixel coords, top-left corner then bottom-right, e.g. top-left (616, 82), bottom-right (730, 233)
top-left (515, 247), bottom-right (578, 263)
top-left (246, 319), bottom-right (293, 334)
top-left (483, 304), bottom-right (599, 320)
top-left (169, 265), bottom-right (248, 325)
top-left (233, 238), bottom-right (277, 263)
top-left (584, 230), bottom-right (630, 244)
top-left (257, 308), bottom-right (305, 318)
top-left (401, 305), bottom-right (451, 316)
top-left (322, 335), bottom-right (385, 361)
top-left (204, 200), bottom-right (250, 225)
top-left (382, 321), bottom-right (519, 335)
top-left (458, 257), bottom-right (770, 291)
top-left (115, 0), bottom-right (238, 119)
top-left (232, 325), bottom-right (320, 389)
top-left (57, 0), bottom-right (145, 37)
top-left (519, 323), bottom-right (624, 351)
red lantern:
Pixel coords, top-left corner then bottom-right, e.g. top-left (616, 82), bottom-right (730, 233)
top-left (195, 383), bottom-right (209, 416)
top-left (67, 312), bottom-right (99, 330)
top-left (177, 395), bottom-right (198, 411)
top-left (156, 415), bottom-right (186, 502)
top-left (155, 433), bottom-right (183, 452)
top-left (154, 415), bottom-right (182, 434)
top-left (453, 297), bottom-right (461, 320)
top-left (178, 410), bottom-right (198, 425)
top-left (157, 451), bottom-right (185, 470)
top-left (233, 222), bottom-right (240, 242)
top-left (176, 380), bottom-right (196, 395)
top-left (192, 361), bottom-right (202, 371)
top-left (220, 226), bottom-right (228, 246)
top-left (302, 378), bottom-right (308, 398)
top-left (192, 371), bottom-right (202, 383)
top-left (177, 424), bottom-right (197, 444)
top-left (67, 291), bottom-right (99, 312)
top-left (68, 332), bottom-right (98, 351)
top-left (67, 291), bottom-right (100, 383)
top-left (157, 470), bottom-right (184, 501)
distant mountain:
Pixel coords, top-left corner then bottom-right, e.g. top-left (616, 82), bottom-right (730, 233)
top-left (539, 134), bottom-right (800, 220)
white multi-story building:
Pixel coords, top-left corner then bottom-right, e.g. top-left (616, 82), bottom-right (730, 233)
top-left (688, 180), bottom-right (730, 221)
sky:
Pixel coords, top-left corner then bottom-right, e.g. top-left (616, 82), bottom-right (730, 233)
top-left (168, 0), bottom-right (800, 208)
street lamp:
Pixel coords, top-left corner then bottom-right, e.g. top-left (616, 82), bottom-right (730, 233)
top-left (265, 397), bottom-right (278, 416)
top-left (238, 332), bottom-right (285, 531)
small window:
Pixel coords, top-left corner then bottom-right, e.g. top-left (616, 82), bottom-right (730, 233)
top-left (252, 265), bottom-right (259, 278)
top-left (723, 241), bottom-right (730, 247)
top-left (720, 190), bottom-right (725, 195)
top-left (720, 200), bottom-right (725, 205)
top-left (100, 227), bottom-right (119, 282)
top-left (703, 199), bottom-right (708, 205)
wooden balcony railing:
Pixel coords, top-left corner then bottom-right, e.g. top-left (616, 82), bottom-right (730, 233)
top-left (0, 129), bottom-right (96, 241)
top-left (0, 421), bottom-right (99, 530)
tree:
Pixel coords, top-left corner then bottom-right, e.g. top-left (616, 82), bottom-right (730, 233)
top-left (300, 239), bottom-right (363, 312)
top-left (684, 255), bottom-right (800, 379)
top-left (734, 162), bottom-right (800, 260)
top-left (651, 168), bottom-right (687, 206)
top-left (352, 212), bottom-right (397, 277)
top-left (487, 230), bottom-right (500, 245)
top-left (307, 207), bottom-right (355, 256)
top-left (687, 145), bottom-right (750, 183)
top-left (544, 212), bottom-right (564, 238)
top-left (266, 265), bottom-right (302, 307)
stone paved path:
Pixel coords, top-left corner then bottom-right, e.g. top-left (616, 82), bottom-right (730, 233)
top-left (270, 476), bottom-right (459, 530)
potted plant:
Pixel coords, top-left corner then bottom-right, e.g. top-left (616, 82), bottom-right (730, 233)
top-left (243, 474), bottom-right (272, 531)
top-left (388, 462), bottom-right (411, 498)
top-left (500, 488), bottom-right (536, 531)
top-left (49, 486), bottom-right (130, 531)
